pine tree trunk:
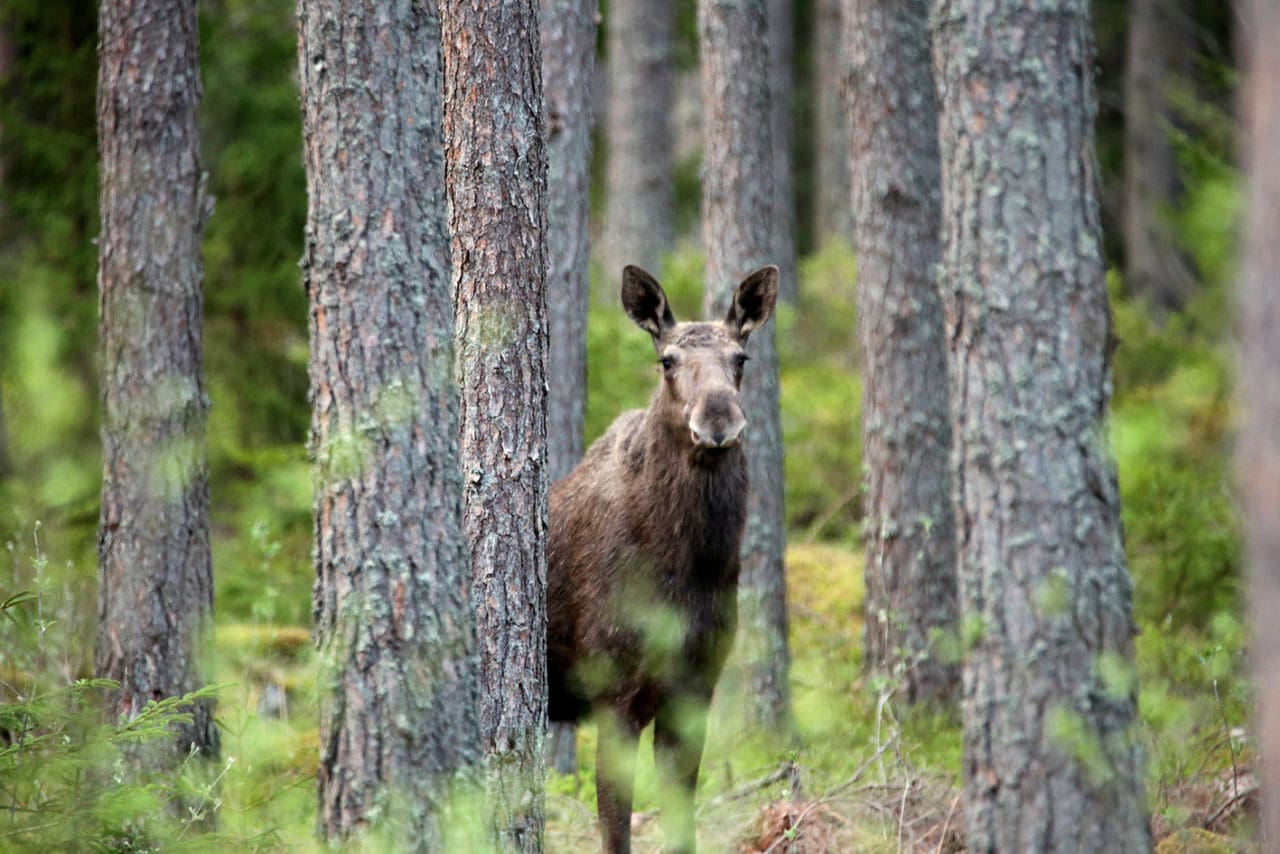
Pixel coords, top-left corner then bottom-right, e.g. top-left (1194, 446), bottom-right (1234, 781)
top-left (542, 0), bottom-right (597, 777)
top-left (845, 0), bottom-right (957, 704)
top-left (601, 0), bottom-right (674, 279)
top-left (1124, 0), bottom-right (1194, 312)
top-left (767, 0), bottom-right (798, 303)
top-left (298, 0), bottom-right (480, 843)
top-left (1239, 1), bottom-right (1280, 843)
top-left (699, 0), bottom-right (791, 734)
top-left (94, 0), bottom-right (217, 761)
top-left (812, 0), bottom-right (851, 246)
top-left (933, 2), bottom-right (1149, 849)
top-left (442, 0), bottom-right (550, 848)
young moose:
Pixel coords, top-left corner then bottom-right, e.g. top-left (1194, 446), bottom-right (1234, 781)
top-left (548, 264), bottom-right (779, 854)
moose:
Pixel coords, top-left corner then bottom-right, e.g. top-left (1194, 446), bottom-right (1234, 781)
top-left (547, 263), bottom-right (779, 854)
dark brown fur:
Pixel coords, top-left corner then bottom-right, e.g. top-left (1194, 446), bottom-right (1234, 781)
top-left (547, 265), bottom-right (778, 854)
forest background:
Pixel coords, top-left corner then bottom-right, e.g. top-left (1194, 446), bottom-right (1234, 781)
top-left (0, 0), bottom-right (1248, 850)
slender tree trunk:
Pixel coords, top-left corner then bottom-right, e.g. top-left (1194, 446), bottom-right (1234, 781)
top-left (0, 387), bottom-right (10, 479)
top-left (845, 0), bottom-right (957, 704)
top-left (699, 0), bottom-right (791, 734)
top-left (933, 1), bottom-right (1149, 849)
top-left (1124, 0), bottom-right (1194, 312)
top-left (768, 0), bottom-right (797, 303)
top-left (94, 0), bottom-right (217, 762)
top-left (298, 0), bottom-right (480, 843)
top-left (542, 0), bottom-right (597, 777)
top-left (812, 0), bottom-right (851, 246)
top-left (601, 0), bottom-right (674, 279)
top-left (1239, 1), bottom-right (1280, 844)
top-left (443, 0), bottom-right (549, 848)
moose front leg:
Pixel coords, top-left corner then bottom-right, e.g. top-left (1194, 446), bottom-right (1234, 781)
top-left (654, 695), bottom-right (711, 854)
top-left (596, 706), bottom-right (642, 854)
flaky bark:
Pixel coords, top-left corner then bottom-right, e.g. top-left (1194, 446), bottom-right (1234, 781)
top-left (845, 0), bottom-right (957, 703)
top-left (1123, 0), bottom-right (1194, 313)
top-left (541, 0), bottom-right (596, 777)
top-left (768, 0), bottom-right (797, 303)
top-left (601, 0), bottom-right (674, 278)
top-left (1239, 1), bottom-right (1280, 844)
top-left (298, 0), bottom-right (480, 843)
top-left (443, 0), bottom-right (549, 848)
top-left (699, 0), bottom-right (791, 733)
top-left (933, 1), bottom-right (1149, 849)
top-left (95, 0), bottom-right (216, 761)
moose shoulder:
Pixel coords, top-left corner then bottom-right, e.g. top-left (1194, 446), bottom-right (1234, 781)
top-left (547, 264), bottom-right (779, 854)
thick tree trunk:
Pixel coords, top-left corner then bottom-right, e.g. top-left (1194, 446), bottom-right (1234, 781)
top-left (94, 0), bottom-right (217, 761)
top-left (1123, 0), bottom-right (1194, 312)
top-left (845, 0), bottom-right (957, 704)
top-left (812, 0), bottom-right (851, 246)
top-left (601, 0), bottom-right (674, 279)
top-left (443, 0), bottom-right (549, 848)
top-left (1239, 1), bottom-right (1280, 844)
top-left (298, 0), bottom-right (480, 844)
top-left (699, 0), bottom-right (791, 734)
top-left (767, 0), bottom-right (797, 303)
top-left (933, 2), bottom-right (1149, 849)
top-left (541, 0), bottom-right (596, 777)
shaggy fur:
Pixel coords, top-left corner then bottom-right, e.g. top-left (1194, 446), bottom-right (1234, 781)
top-left (547, 264), bottom-right (778, 854)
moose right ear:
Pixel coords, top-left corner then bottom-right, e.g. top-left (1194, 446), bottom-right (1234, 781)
top-left (621, 265), bottom-right (676, 343)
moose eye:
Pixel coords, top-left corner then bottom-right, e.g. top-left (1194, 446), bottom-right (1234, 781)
top-left (659, 355), bottom-right (677, 371)
top-left (732, 353), bottom-right (749, 370)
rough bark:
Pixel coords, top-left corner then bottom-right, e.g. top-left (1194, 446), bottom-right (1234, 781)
top-left (1239, 1), bottom-right (1280, 844)
top-left (541, 0), bottom-right (597, 777)
top-left (812, 0), bottom-right (851, 246)
top-left (298, 0), bottom-right (480, 844)
top-left (601, 0), bottom-right (674, 279)
top-left (768, 0), bottom-right (798, 303)
top-left (94, 0), bottom-right (217, 761)
top-left (699, 0), bottom-right (792, 733)
top-left (1123, 0), bottom-right (1194, 313)
top-left (442, 0), bottom-right (550, 848)
top-left (933, 2), bottom-right (1150, 850)
top-left (845, 0), bottom-right (957, 704)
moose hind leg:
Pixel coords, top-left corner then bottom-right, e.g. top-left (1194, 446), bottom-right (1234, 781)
top-left (654, 697), bottom-right (710, 854)
top-left (595, 706), bottom-right (642, 854)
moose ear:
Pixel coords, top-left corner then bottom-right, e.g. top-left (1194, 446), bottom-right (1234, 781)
top-left (724, 265), bottom-right (779, 342)
top-left (621, 265), bottom-right (676, 343)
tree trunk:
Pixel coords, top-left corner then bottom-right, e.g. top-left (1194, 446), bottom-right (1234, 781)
top-left (767, 0), bottom-right (798, 303)
top-left (542, 0), bottom-right (597, 777)
top-left (933, 1), bottom-right (1149, 849)
top-left (812, 0), bottom-right (851, 246)
top-left (442, 0), bottom-right (549, 848)
top-left (601, 0), bottom-right (674, 279)
top-left (699, 0), bottom-right (791, 734)
top-left (845, 0), bottom-right (957, 704)
top-left (1239, 1), bottom-right (1280, 843)
top-left (94, 0), bottom-right (217, 762)
top-left (297, 0), bottom-right (480, 844)
top-left (1123, 0), bottom-right (1194, 312)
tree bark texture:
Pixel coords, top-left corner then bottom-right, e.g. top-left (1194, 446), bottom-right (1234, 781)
top-left (443, 1), bottom-right (549, 848)
top-left (541, 0), bottom-right (596, 777)
top-left (1238, 1), bottom-right (1280, 843)
top-left (812, 0), bottom-right (851, 246)
top-left (1123, 0), bottom-right (1194, 312)
top-left (297, 0), bottom-right (480, 844)
top-left (601, 0), bottom-right (675, 279)
top-left (95, 0), bottom-right (217, 761)
top-left (844, 0), bottom-right (957, 704)
top-left (699, 0), bottom-right (792, 733)
top-left (933, 2), bottom-right (1150, 850)
top-left (767, 0), bottom-right (798, 303)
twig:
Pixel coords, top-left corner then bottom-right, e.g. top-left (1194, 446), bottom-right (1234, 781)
top-left (934, 794), bottom-right (960, 854)
top-left (1213, 678), bottom-right (1241, 804)
top-left (896, 777), bottom-right (912, 851)
top-left (827, 733), bottom-right (900, 797)
top-left (761, 800), bottom-right (826, 854)
top-left (1202, 779), bottom-right (1260, 831)
top-left (711, 761), bottom-right (797, 805)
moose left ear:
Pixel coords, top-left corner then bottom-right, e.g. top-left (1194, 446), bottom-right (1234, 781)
top-left (724, 265), bottom-right (779, 342)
